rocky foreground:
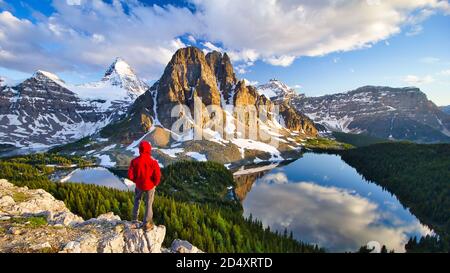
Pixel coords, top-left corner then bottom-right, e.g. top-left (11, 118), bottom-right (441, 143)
top-left (0, 179), bottom-right (201, 253)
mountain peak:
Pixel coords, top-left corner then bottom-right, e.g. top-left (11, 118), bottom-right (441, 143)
top-left (352, 86), bottom-right (425, 97)
top-left (205, 50), bottom-right (237, 104)
top-left (102, 58), bottom-right (148, 97)
top-left (168, 47), bottom-right (208, 68)
top-left (0, 76), bottom-right (7, 86)
top-left (174, 46), bottom-right (204, 57)
top-left (104, 58), bottom-right (135, 79)
top-left (121, 46), bottom-right (317, 143)
top-left (256, 79), bottom-right (297, 101)
top-left (32, 70), bottom-right (65, 85)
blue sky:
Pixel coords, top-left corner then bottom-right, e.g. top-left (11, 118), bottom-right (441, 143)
top-left (1, 0), bottom-right (450, 105)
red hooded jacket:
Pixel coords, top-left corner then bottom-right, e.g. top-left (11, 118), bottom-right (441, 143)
top-left (128, 141), bottom-right (161, 191)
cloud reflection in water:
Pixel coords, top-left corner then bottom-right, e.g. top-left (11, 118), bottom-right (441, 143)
top-left (243, 176), bottom-right (431, 252)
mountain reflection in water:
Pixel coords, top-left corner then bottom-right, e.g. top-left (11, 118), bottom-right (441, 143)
top-left (236, 153), bottom-right (432, 252)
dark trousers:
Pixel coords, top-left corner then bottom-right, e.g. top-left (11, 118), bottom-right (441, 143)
top-left (132, 187), bottom-right (155, 224)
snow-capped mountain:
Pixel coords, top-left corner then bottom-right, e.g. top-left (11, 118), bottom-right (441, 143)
top-left (0, 76), bottom-right (21, 87)
top-left (0, 59), bottom-right (148, 150)
top-left (61, 47), bottom-right (318, 168)
top-left (440, 105), bottom-right (450, 115)
top-left (256, 79), bottom-right (301, 102)
top-left (287, 85), bottom-right (450, 143)
top-left (71, 58), bottom-right (148, 102)
top-left (101, 57), bottom-right (148, 98)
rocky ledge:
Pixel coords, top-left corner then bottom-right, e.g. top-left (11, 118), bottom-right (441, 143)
top-left (0, 179), bottom-right (202, 253)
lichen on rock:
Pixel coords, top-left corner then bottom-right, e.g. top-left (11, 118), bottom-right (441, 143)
top-left (0, 179), bottom-right (201, 253)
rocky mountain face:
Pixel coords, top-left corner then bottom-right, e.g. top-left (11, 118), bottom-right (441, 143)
top-left (0, 60), bottom-right (148, 150)
top-left (296, 86), bottom-right (450, 143)
top-left (206, 50), bottom-right (237, 104)
top-left (150, 46), bottom-right (222, 129)
top-left (440, 105), bottom-right (450, 115)
top-left (257, 83), bottom-right (450, 143)
top-left (256, 79), bottom-right (302, 103)
top-left (88, 47), bottom-right (317, 167)
top-left (102, 58), bottom-right (148, 99)
top-left (127, 47), bottom-right (316, 137)
top-left (0, 179), bottom-right (201, 253)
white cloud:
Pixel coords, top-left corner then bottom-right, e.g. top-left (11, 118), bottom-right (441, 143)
top-left (243, 181), bottom-right (432, 252)
top-left (0, 0), bottom-right (449, 79)
top-left (293, 84), bottom-right (302, 89)
top-left (202, 41), bottom-right (223, 53)
top-left (235, 66), bottom-right (248, 74)
top-left (187, 35), bottom-right (196, 44)
top-left (227, 48), bottom-right (259, 64)
top-left (193, 0), bottom-right (449, 64)
top-left (0, 0), bottom-right (12, 10)
top-left (91, 33), bottom-right (105, 43)
top-left (264, 55), bottom-right (296, 67)
top-left (405, 8), bottom-right (436, 36)
top-left (439, 69), bottom-right (450, 76)
top-left (366, 0), bottom-right (382, 6)
top-left (66, 0), bottom-right (82, 5)
top-left (406, 24), bottom-right (424, 36)
top-left (243, 78), bottom-right (258, 86)
top-left (259, 172), bottom-right (288, 185)
top-left (420, 57), bottom-right (440, 64)
top-left (0, 2), bottom-right (200, 78)
top-left (431, 0), bottom-right (450, 14)
top-left (404, 74), bottom-right (435, 85)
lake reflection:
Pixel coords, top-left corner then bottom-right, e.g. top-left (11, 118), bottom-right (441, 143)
top-left (241, 153), bottom-right (432, 252)
top-left (60, 167), bottom-right (133, 191)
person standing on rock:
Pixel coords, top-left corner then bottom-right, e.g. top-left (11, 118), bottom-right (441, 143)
top-left (128, 141), bottom-right (161, 230)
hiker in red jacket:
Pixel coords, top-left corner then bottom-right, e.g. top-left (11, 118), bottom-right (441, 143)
top-left (128, 141), bottom-right (161, 230)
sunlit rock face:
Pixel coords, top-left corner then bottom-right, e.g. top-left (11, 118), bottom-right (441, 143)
top-left (126, 46), bottom-right (317, 137)
top-left (93, 46), bottom-right (317, 168)
top-left (292, 86), bottom-right (450, 143)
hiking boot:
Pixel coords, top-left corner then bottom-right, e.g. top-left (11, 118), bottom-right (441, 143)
top-left (143, 222), bottom-right (154, 231)
top-left (130, 221), bottom-right (141, 229)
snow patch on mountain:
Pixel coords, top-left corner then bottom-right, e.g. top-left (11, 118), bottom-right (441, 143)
top-left (95, 154), bottom-right (116, 167)
top-left (33, 70), bottom-right (66, 86)
top-left (159, 148), bottom-right (185, 158)
top-left (231, 138), bottom-right (283, 160)
top-left (256, 79), bottom-right (298, 101)
top-left (102, 58), bottom-right (148, 98)
top-left (290, 85), bottom-right (450, 142)
top-left (186, 152), bottom-right (207, 161)
top-left (71, 58), bottom-right (148, 102)
top-left (0, 58), bottom-right (149, 150)
top-left (70, 81), bottom-right (133, 102)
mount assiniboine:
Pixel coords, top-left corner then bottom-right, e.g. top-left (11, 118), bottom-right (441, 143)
top-left (66, 47), bottom-right (318, 167)
top-left (1, 47), bottom-right (318, 167)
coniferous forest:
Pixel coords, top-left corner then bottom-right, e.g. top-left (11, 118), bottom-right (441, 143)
top-left (1, 142), bottom-right (449, 253)
top-left (0, 154), bottom-right (322, 253)
top-left (340, 142), bottom-right (450, 252)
